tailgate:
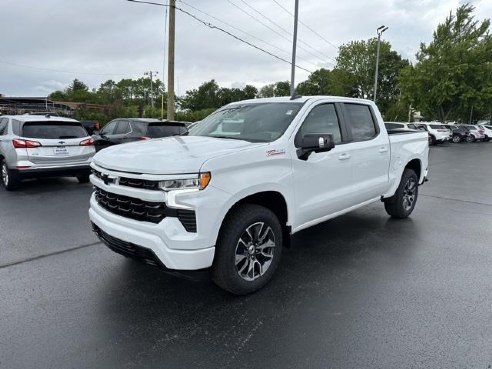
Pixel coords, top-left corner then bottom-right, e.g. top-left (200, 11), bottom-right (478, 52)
top-left (21, 121), bottom-right (94, 164)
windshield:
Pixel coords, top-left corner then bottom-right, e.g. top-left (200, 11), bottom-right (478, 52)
top-left (189, 102), bottom-right (304, 142)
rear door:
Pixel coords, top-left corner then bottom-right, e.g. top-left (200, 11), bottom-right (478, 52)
top-left (341, 103), bottom-right (391, 204)
top-left (20, 121), bottom-right (92, 164)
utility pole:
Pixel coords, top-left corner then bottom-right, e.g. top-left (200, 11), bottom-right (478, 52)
top-left (290, 0), bottom-right (299, 98)
top-left (144, 70), bottom-right (158, 108)
top-left (168, 0), bottom-right (176, 120)
top-left (374, 25), bottom-right (388, 103)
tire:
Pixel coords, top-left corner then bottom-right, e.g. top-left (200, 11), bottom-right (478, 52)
top-left (484, 136), bottom-right (490, 142)
top-left (452, 135), bottom-right (461, 143)
top-left (77, 174), bottom-right (90, 183)
top-left (384, 168), bottom-right (419, 219)
top-left (212, 204), bottom-right (283, 295)
top-left (467, 135), bottom-right (475, 143)
top-left (428, 135), bottom-right (436, 146)
top-left (1, 160), bottom-right (21, 191)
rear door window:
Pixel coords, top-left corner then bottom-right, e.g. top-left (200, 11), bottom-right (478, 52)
top-left (21, 122), bottom-right (87, 139)
top-left (146, 124), bottom-right (184, 138)
top-left (344, 104), bottom-right (377, 141)
top-left (114, 120), bottom-right (131, 135)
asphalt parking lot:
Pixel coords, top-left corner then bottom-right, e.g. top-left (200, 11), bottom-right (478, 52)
top-left (1, 142), bottom-right (491, 369)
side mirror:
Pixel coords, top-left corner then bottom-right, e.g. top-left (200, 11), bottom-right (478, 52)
top-left (296, 133), bottom-right (335, 160)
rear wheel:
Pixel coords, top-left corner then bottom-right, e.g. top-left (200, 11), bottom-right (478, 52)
top-left (428, 135), bottom-right (436, 145)
top-left (452, 135), bottom-right (461, 143)
top-left (1, 160), bottom-right (21, 191)
top-left (212, 204), bottom-right (283, 295)
top-left (384, 168), bottom-right (419, 219)
top-left (466, 135), bottom-right (475, 143)
top-left (76, 174), bottom-right (90, 183)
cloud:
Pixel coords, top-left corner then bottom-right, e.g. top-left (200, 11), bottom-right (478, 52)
top-left (0, 0), bottom-right (486, 96)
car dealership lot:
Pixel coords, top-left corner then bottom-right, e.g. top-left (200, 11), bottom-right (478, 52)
top-left (1, 142), bottom-right (491, 369)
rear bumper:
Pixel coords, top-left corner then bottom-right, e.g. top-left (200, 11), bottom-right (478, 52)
top-left (13, 164), bottom-right (91, 179)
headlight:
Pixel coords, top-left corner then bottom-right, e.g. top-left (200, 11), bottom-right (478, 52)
top-left (158, 172), bottom-right (211, 191)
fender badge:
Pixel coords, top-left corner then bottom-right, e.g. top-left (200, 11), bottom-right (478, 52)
top-left (266, 149), bottom-right (286, 157)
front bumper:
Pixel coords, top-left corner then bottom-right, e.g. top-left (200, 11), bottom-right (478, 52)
top-left (89, 194), bottom-right (216, 270)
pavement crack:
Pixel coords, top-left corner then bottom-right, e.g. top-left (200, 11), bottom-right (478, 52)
top-left (0, 241), bottom-right (101, 269)
top-left (420, 194), bottom-right (492, 207)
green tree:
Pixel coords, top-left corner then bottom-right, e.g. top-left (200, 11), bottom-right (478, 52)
top-left (400, 4), bottom-right (492, 122)
top-left (179, 80), bottom-right (221, 111)
top-left (296, 68), bottom-right (357, 96)
top-left (336, 38), bottom-right (409, 114)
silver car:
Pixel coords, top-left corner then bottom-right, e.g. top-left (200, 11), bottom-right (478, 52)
top-left (0, 114), bottom-right (95, 190)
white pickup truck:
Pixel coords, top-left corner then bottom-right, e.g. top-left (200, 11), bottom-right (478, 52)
top-left (89, 96), bottom-right (429, 295)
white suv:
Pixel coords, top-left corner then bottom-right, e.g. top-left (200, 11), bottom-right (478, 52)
top-left (477, 124), bottom-right (492, 142)
top-left (416, 122), bottom-right (452, 145)
top-left (0, 115), bottom-right (95, 190)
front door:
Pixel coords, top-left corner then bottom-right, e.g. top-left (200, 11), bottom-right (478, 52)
top-left (291, 103), bottom-right (355, 230)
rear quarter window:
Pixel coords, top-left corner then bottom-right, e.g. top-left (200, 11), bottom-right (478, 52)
top-left (21, 121), bottom-right (87, 139)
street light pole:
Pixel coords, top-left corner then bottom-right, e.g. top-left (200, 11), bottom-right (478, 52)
top-left (168, 0), bottom-right (176, 120)
top-left (374, 25), bottom-right (388, 103)
top-left (290, 0), bottom-right (299, 98)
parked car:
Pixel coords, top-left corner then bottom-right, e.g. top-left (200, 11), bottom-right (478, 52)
top-left (0, 115), bottom-right (95, 190)
top-left (465, 125), bottom-right (486, 142)
top-left (89, 96), bottom-right (429, 295)
top-left (92, 118), bottom-right (188, 151)
top-left (443, 124), bottom-right (470, 143)
top-left (80, 120), bottom-right (100, 135)
top-left (477, 124), bottom-right (492, 141)
top-left (416, 122), bottom-right (452, 145)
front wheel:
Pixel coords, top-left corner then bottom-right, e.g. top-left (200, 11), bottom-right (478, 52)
top-left (466, 135), bottom-right (475, 143)
top-left (384, 168), bottom-right (419, 219)
top-left (1, 160), bottom-right (21, 191)
top-left (212, 204), bottom-right (283, 295)
top-left (452, 135), bottom-right (461, 143)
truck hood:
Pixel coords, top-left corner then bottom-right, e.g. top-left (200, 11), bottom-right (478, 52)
top-left (92, 135), bottom-right (265, 174)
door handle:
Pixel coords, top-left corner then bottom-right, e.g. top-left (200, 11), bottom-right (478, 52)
top-left (378, 147), bottom-right (388, 153)
top-left (338, 153), bottom-right (351, 160)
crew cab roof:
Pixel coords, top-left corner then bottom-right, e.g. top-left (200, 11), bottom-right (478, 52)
top-left (227, 96), bottom-right (375, 106)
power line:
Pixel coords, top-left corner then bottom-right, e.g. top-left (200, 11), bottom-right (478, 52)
top-left (177, 0), bottom-right (319, 69)
top-left (127, 0), bottom-right (313, 73)
top-left (226, 0), bottom-right (332, 65)
top-left (0, 59), bottom-right (134, 76)
top-left (235, 0), bottom-right (334, 61)
top-left (271, 0), bottom-right (339, 51)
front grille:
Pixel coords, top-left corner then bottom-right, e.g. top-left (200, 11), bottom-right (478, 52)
top-left (94, 186), bottom-right (198, 232)
top-left (94, 187), bottom-right (167, 224)
top-left (118, 176), bottom-right (159, 190)
top-left (92, 169), bottom-right (159, 190)
top-left (92, 224), bottom-right (164, 268)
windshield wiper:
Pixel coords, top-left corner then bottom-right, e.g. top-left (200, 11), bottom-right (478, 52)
top-left (210, 135), bottom-right (247, 141)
